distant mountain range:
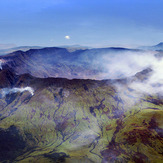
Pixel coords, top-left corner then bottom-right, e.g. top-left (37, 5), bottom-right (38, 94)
top-left (1, 42), bottom-right (163, 56)
top-left (0, 46), bottom-right (42, 56)
top-left (0, 45), bottom-right (89, 56)
top-left (139, 42), bottom-right (163, 51)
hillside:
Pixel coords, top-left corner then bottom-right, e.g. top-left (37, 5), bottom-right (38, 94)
top-left (0, 69), bottom-right (162, 162)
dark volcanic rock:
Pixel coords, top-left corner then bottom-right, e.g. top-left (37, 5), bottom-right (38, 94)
top-left (0, 125), bottom-right (26, 161)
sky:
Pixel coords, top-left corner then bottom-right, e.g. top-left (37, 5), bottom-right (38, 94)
top-left (0, 0), bottom-right (163, 48)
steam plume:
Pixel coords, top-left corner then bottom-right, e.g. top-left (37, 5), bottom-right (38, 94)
top-left (1, 87), bottom-right (34, 97)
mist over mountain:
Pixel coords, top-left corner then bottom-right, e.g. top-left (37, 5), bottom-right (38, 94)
top-left (0, 44), bottom-right (162, 162)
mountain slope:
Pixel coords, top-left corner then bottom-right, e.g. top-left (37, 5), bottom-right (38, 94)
top-left (0, 70), bottom-right (162, 162)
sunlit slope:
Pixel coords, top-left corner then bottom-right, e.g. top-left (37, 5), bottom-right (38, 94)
top-left (0, 71), bottom-right (162, 162)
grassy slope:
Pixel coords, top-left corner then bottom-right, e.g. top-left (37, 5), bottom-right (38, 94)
top-left (0, 77), bottom-right (162, 163)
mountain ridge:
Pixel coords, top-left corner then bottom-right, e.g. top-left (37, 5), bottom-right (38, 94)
top-left (0, 46), bottom-right (145, 80)
top-left (139, 42), bottom-right (163, 51)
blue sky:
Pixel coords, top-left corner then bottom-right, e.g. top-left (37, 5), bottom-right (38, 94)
top-left (0, 0), bottom-right (163, 48)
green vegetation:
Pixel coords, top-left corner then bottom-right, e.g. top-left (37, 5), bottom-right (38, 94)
top-left (0, 76), bottom-right (162, 162)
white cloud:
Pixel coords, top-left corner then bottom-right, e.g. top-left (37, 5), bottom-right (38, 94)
top-left (97, 51), bottom-right (156, 79)
top-left (1, 87), bottom-right (34, 97)
top-left (65, 35), bottom-right (70, 40)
